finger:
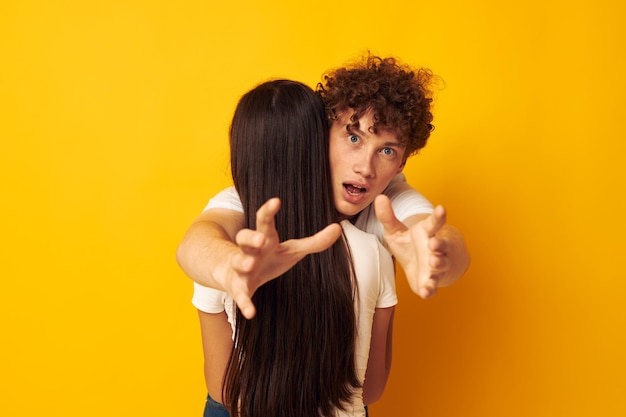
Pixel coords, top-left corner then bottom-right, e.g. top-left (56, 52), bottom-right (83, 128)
top-left (428, 236), bottom-right (449, 254)
top-left (422, 205), bottom-right (447, 237)
top-left (232, 292), bottom-right (257, 320)
top-left (429, 252), bottom-right (450, 271)
top-left (287, 223), bottom-right (343, 255)
top-left (235, 229), bottom-right (266, 254)
top-left (374, 195), bottom-right (407, 235)
top-left (255, 197), bottom-right (281, 234)
top-left (230, 251), bottom-right (255, 274)
top-left (419, 280), bottom-right (438, 299)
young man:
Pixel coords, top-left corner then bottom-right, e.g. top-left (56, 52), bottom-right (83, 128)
top-left (177, 54), bottom-right (470, 320)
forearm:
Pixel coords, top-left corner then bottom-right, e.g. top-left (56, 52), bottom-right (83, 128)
top-left (179, 200), bottom-right (344, 318)
top-left (176, 209), bottom-right (243, 291)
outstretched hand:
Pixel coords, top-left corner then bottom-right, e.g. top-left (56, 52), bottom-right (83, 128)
top-left (375, 195), bottom-right (451, 299)
top-left (225, 198), bottom-right (342, 319)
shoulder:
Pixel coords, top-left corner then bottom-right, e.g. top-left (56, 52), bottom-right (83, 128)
top-left (383, 174), bottom-right (434, 217)
top-left (341, 220), bottom-right (379, 251)
top-left (203, 186), bottom-right (243, 212)
top-left (353, 174), bottom-right (433, 241)
top-left (341, 220), bottom-right (392, 281)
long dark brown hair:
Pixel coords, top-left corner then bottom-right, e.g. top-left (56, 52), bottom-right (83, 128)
top-left (223, 79), bottom-right (359, 417)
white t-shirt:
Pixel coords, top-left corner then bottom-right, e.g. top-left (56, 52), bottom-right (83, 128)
top-left (194, 220), bottom-right (396, 416)
top-left (191, 174), bottom-right (432, 416)
top-left (352, 174), bottom-right (434, 246)
top-left (192, 173), bottom-right (432, 314)
top-left (200, 173), bottom-right (434, 247)
top-left (337, 220), bottom-right (397, 416)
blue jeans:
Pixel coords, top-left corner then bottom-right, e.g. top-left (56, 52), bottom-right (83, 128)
top-left (203, 393), bottom-right (229, 417)
top-left (202, 393), bottom-right (369, 416)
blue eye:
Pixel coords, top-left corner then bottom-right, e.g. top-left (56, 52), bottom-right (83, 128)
top-left (349, 135), bottom-right (359, 143)
top-left (382, 148), bottom-right (394, 156)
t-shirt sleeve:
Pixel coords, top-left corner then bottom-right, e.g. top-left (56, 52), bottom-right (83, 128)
top-left (191, 187), bottom-right (242, 313)
top-left (202, 186), bottom-right (244, 213)
top-left (354, 174), bottom-right (434, 243)
top-left (191, 282), bottom-right (228, 314)
top-left (376, 241), bottom-right (398, 309)
top-left (385, 173), bottom-right (434, 221)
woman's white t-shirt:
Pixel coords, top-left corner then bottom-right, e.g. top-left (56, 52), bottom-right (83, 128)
top-left (191, 174), bottom-right (432, 416)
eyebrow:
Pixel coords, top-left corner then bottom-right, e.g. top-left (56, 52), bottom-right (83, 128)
top-left (346, 123), bottom-right (373, 139)
top-left (384, 141), bottom-right (404, 148)
top-left (346, 124), bottom-right (404, 148)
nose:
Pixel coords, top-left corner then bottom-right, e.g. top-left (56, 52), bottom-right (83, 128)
top-left (353, 153), bottom-right (376, 178)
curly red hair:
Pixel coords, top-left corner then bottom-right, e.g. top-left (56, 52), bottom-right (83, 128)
top-left (317, 54), bottom-right (438, 158)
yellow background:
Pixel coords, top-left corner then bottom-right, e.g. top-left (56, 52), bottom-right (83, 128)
top-left (1, 0), bottom-right (624, 416)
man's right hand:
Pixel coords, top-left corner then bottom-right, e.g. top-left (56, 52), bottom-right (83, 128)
top-left (212, 198), bottom-right (342, 319)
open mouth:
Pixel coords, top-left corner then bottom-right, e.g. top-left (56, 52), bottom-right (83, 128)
top-left (344, 184), bottom-right (366, 196)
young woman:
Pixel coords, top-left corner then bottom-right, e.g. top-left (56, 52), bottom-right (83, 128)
top-left (192, 79), bottom-right (396, 417)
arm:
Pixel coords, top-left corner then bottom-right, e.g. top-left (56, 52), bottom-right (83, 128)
top-left (197, 310), bottom-right (233, 404)
top-left (177, 198), bottom-right (343, 318)
top-left (176, 208), bottom-right (245, 292)
top-left (362, 306), bottom-right (395, 405)
top-left (375, 195), bottom-right (471, 298)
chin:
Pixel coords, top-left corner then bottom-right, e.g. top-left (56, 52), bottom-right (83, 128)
top-left (336, 203), bottom-right (363, 218)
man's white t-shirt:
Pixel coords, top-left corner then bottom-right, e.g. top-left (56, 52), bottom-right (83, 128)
top-left (200, 173), bottom-right (434, 248)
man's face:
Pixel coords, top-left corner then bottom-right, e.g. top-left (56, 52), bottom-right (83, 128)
top-left (329, 109), bottom-right (406, 217)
